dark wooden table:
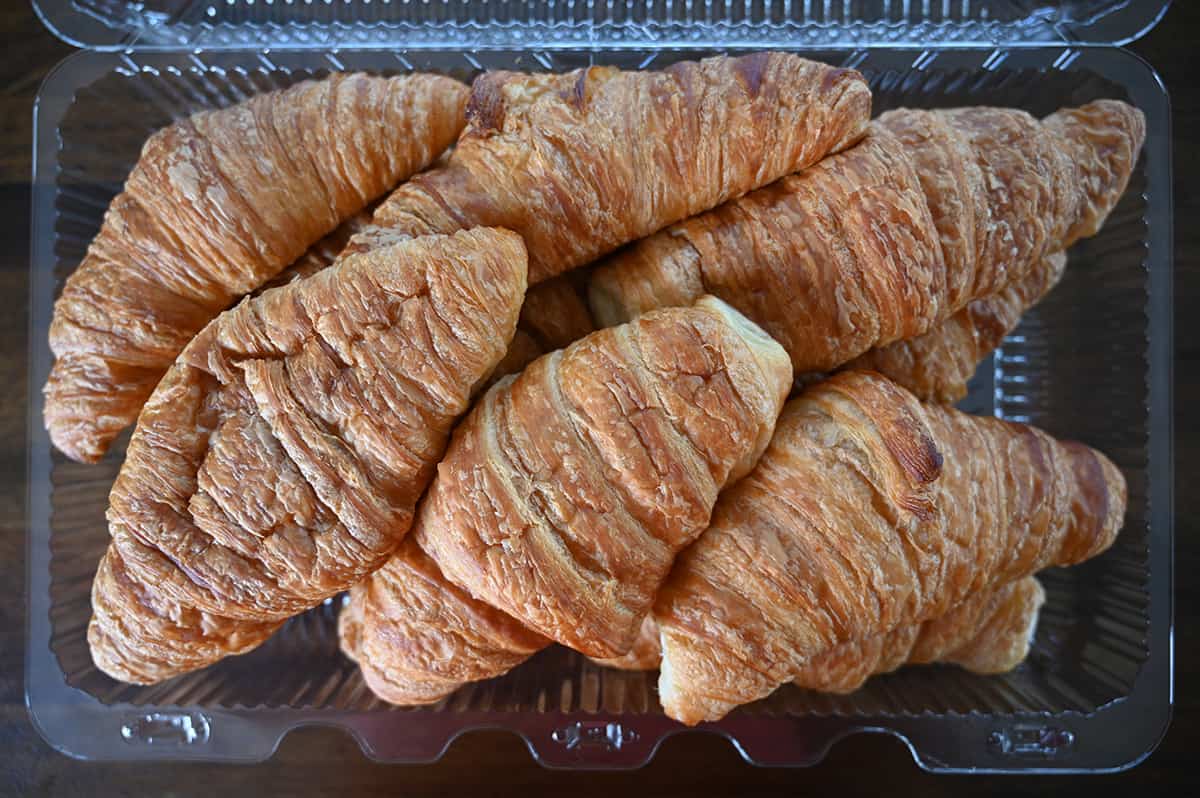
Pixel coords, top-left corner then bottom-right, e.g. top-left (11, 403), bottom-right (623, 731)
top-left (3, 3), bottom-right (1196, 795)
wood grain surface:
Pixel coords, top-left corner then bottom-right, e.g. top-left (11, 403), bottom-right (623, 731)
top-left (2, 2), bottom-right (1196, 794)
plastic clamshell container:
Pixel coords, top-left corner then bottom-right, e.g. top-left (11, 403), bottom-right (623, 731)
top-left (27, 0), bottom-right (1173, 773)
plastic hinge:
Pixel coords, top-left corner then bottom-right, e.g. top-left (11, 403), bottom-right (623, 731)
top-left (987, 724), bottom-right (1075, 758)
top-left (121, 712), bottom-right (211, 746)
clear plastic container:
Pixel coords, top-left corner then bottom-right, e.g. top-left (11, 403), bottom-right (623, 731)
top-left (26, 0), bottom-right (1174, 773)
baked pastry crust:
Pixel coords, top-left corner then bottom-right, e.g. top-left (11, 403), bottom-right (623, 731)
top-left (413, 296), bottom-right (793, 659)
top-left (839, 252), bottom-right (1067, 403)
top-left (589, 101), bottom-right (1144, 374)
top-left (339, 538), bottom-right (549, 705)
top-left (367, 53), bottom-right (871, 284)
top-left (655, 370), bottom-right (1126, 724)
top-left (89, 228), bottom-right (527, 684)
top-left (793, 576), bottom-right (1045, 693)
top-left (588, 576), bottom-right (1045, 687)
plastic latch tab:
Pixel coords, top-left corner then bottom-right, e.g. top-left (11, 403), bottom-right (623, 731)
top-left (551, 721), bottom-right (638, 752)
top-left (987, 724), bottom-right (1075, 758)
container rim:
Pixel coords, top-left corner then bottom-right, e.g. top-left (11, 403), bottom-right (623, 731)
top-left (25, 43), bottom-right (1174, 772)
top-left (30, 0), bottom-right (1173, 53)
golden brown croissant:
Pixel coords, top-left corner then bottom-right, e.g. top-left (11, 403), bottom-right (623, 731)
top-left (413, 296), bottom-right (793, 659)
top-left (590, 575), bottom-right (1044, 680)
top-left (792, 576), bottom-right (1045, 693)
top-left (341, 296), bottom-right (791, 702)
top-left (588, 101), bottom-right (1144, 373)
top-left (366, 53), bottom-right (871, 284)
top-left (88, 228), bottom-right (528, 684)
top-left (596, 259), bottom-right (1066, 676)
top-left (46, 72), bottom-right (469, 463)
top-left (836, 252), bottom-right (1067, 403)
top-left (655, 370), bottom-right (1126, 724)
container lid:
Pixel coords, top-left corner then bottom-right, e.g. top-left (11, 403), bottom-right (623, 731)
top-left (34, 0), bottom-right (1170, 51)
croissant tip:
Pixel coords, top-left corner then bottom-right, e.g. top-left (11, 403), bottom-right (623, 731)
top-left (732, 51), bottom-right (773, 97)
top-left (44, 419), bottom-right (105, 464)
top-left (1061, 440), bottom-right (1127, 560)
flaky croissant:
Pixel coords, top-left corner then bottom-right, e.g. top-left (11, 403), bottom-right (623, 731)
top-left (591, 576), bottom-right (1045, 682)
top-left (46, 72), bottom-right (469, 463)
top-left (655, 370), bottom-right (1125, 724)
top-left (593, 253), bottom-right (1065, 678)
top-left (88, 228), bottom-right (528, 684)
top-left (364, 53), bottom-right (871, 284)
top-left (414, 296), bottom-right (792, 660)
top-left (836, 251), bottom-right (1067, 403)
top-left (340, 266), bottom-right (1057, 700)
top-left (588, 101), bottom-right (1144, 373)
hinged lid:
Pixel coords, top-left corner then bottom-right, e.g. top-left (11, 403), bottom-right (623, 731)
top-left (34, 1), bottom-right (1170, 51)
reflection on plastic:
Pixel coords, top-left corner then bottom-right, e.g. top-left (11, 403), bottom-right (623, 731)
top-left (552, 721), bottom-right (637, 752)
top-left (121, 712), bottom-right (211, 746)
top-left (988, 725), bottom-right (1076, 758)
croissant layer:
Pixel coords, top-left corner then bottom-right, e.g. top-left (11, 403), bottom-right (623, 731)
top-left (839, 251), bottom-right (1067, 402)
top-left (793, 576), bottom-right (1045, 693)
top-left (589, 576), bottom-right (1044, 682)
top-left (340, 538), bottom-right (549, 705)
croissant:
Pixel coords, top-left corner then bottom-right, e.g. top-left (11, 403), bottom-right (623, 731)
top-left (340, 259), bottom-right (1047, 698)
top-left (836, 251), bottom-right (1067, 403)
top-left (792, 576), bottom-right (1045, 693)
top-left (46, 72), bottom-right (469, 463)
top-left (592, 252), bottom-right (1064, 676)
top-left (655, 370), bottom-right (1125, 724)
top-left (590, 576), bottom-right (1044, 681)
top-left (413, 295), bottom-right (792, 659)
top-left (588, 101), bottom-right (1144, 373)
top-left (365, 53), bottom-right (871, 284)
top-left (343, 289), bottom-right (1061, 702)
top-left (88, 228), bottom-right (528, 683)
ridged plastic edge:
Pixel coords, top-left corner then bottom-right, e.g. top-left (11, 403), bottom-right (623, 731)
top-left (29, 0), bottom-right (1173, 52)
